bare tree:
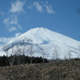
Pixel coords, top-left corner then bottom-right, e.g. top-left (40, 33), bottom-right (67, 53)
top-left (52, 46), bottom-right (59, 60)
top-left (41, 48), bottom-right (45, 63)
top-left (28, 44), bottom-right (35, 64)
top-left (64, 55), bottom-right (67, 60)
top-left (21, 39), bottom-right (31, 64)
top-left (40, 48), bottom-right (49, 64)
top-left (10, 44), bottom-right (16, 65)
top-left (21, 40), bottom-right (26, 64)
top-left (3, 43), bottom-right (16, 66)
top-left (78, 46), bottom-right (80, 59)
top-left (15, 44), bottom-right (23, 65)
top-left (68, 48), bottom-right (71, 60)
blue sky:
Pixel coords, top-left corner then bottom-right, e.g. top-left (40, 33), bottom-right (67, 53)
top-left (0, 0), bottom-right (80, 45)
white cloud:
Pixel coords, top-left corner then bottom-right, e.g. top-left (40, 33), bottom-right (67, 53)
top-left (3, 15), bottom-right (22, 32)
top-left (15, 32), bottom-right (22, 37)
top-left (9, 0), bottom-right (25, 13)
top-left (18, 24), bottom-right (22, 29)
top-left (27, 3), bottom-right (33, 9)
top-left (26, 17), bottom-right (29, 21)
top-left (9, 26), bottom-right (17, 32)
top-left (0, 37), bottom-right (15, 43)
top-left (27, 1), bottom-right (55, 14)
top-left (0, 7), bottom-right (4, 16)
top-left (33, 2), bottom-right (43, 12)
top-left (44, 5), bottom-right (55, 14)
top-left (26, 15), bottom-right (33, 21)
top-left (27, 2), bottom-right (43, 12)
top-left (0, 32), bottom-right (21, 44)
top-left (45, 1), bottom-right (48, 4)
top-left (0, 11), bottom-right (4, 16)
top-left (3, 16), bottom-right (17, 26)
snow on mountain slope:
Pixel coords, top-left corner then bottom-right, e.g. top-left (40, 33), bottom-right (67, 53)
top-left (18, 27), bottom-right (79, 45)
top-left (1, 27), bottom-right (80, 59)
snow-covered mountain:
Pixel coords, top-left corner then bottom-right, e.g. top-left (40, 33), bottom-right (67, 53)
top-left (1, 27), bottom-right (80, 59)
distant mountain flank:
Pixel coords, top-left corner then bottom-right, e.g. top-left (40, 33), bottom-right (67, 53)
top-left (1, 27), bottom-right (80, 59)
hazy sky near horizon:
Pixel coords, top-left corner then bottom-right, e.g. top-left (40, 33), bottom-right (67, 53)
top-left (0, 0), bottom-right (80, 45)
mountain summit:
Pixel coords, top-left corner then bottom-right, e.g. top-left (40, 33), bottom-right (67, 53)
top-left (1, 27), bottom-right (80, 59)
top-left (18, 27), bottom-right (80, 44)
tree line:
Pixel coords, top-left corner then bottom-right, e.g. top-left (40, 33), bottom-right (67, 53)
top-left (0, 55), bottom-right (48, 66)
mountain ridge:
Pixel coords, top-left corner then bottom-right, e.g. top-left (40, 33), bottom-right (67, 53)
top-left (1, 27), bottom-right (80, 59)
top-left (18, 27), bottom-right (80, 43)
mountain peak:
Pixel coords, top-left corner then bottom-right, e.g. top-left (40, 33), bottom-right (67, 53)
top-left (32, 27), bottom-right (46, 30)
top-left (28, 27), bottom-right (47, 33)
top-left (18, 27), bottom-right (50, 43)
top-left (18, 27), bottom-right (80, 44)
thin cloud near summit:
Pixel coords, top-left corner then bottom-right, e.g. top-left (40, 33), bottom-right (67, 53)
top-left (27, 1), bottom-right (55, 14)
